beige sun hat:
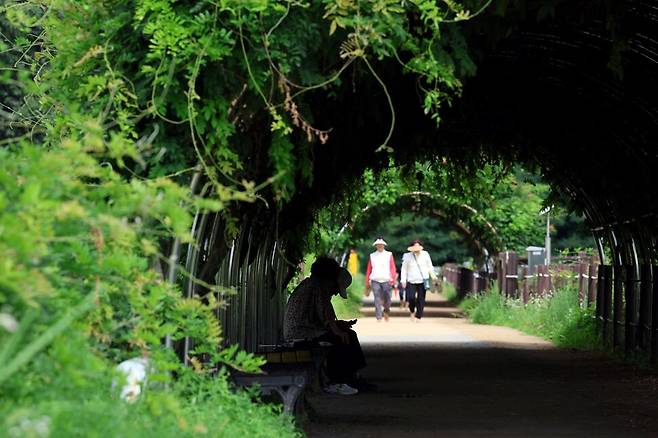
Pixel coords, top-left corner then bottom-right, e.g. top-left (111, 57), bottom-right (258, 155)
top-left (407, 239), bottom-right (424, 252)
top-left (372, 237), bottom-right (387, 246)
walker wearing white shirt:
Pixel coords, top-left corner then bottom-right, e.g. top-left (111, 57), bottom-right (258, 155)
top-left (365, 237), bottom-right (397, 322)
top-left (401, 239), bottom-right (436, 322)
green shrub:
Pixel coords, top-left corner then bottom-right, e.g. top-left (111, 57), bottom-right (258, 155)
top-left (463, 288), bottom-right (507, 325)
top-left (461, 287), bottom-right (602, 350)
top-left (441, 281), bottom-right (458, 303)
top-left (0, 137), bottom-right (299, 437)
top-left (2, 361), bottom-right (301, 438)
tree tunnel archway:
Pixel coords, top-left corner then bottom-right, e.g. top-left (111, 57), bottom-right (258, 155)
top-left (180, 1), bottom-right (658, 354)
top-left (272, 1), bottom-right (658, 269)
top-left (334, 192), bottom-right (502, 267)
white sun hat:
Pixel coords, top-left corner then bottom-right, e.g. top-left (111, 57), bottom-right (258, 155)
top-left (372, 237), bottom-right (387, 246)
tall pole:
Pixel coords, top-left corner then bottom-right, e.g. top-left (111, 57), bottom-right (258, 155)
top-left (545, 211), bottom-right (551, 265)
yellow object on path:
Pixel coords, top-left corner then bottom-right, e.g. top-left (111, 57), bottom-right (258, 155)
top-left (347, 249), bottom-right (358, 276)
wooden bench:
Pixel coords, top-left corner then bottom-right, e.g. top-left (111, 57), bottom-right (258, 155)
top-left (231, 342), bottom-right (330, 415)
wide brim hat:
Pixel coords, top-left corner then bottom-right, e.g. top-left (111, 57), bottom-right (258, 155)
top-left (372, 238), bottom-right (387, 246)
top-left (337, 267), bottom-right (352, 298)
top-left (311, 256), bottom-right (352, 299)
top-left (407, 239), bottom-right (424, 252)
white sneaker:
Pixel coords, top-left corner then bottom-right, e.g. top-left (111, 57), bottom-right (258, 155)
top-left (415, 318), bottom-right (421, 323)
top-left (409, 311), bottom-right (415, 322)
top-left (323, 383), bottom-right (359, 395)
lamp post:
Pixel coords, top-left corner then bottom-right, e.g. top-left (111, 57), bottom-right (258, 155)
top-left (539, 205), bottom-right (553, 265)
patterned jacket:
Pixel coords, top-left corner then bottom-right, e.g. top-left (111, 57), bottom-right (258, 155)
top-left (283, 276), bottom-right (336, 340)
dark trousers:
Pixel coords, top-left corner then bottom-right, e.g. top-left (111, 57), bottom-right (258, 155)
top-left (315, 329), bottom-right (367, 384)
top-left (407, 282), bottom-right (427, 319)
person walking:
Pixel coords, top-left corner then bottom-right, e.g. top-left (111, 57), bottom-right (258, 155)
top-left (401, 239), bottom-right (436, 322)
top-left (365, 237), bottom-right (397, 322)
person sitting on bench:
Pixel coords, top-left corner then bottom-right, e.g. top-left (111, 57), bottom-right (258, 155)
top-left (283, 256), bottom-right (368, 395)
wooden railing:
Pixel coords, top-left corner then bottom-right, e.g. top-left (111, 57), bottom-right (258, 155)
top-left (444, 252), bottom-right (658, 363)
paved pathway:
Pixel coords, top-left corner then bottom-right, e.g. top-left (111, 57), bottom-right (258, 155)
top-left (304, 293), bottom-right (658, 437)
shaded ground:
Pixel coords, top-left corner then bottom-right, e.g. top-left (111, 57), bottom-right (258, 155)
top-left (304, 293), bottom-right (658, 437)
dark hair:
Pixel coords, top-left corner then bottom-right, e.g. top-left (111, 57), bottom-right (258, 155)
top-left (410, 239), bottom-right (422, 246)
top-left (311, 256), bottom-right (340, 280)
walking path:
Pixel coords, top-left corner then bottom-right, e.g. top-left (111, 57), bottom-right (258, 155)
top-left (305, 292), bottom-right (658, 437)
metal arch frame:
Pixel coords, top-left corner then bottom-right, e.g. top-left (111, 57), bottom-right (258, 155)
top-left (333, 191), bottom-right (503, 267)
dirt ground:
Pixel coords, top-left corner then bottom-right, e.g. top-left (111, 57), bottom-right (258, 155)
top-left (304, 293), bottom-right (658, 437)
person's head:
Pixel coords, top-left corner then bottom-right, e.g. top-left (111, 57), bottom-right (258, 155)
top-left (310, 256), bottom-right (352, 298)
top-left (407, 239), bottom-right (423, 254)
top-left (372, 237), bottom-right (387, 252)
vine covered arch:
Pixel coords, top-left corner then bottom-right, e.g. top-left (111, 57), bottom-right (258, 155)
top-left (6, 2), bottom-right (658, 427)
top-left (335, 192), bottom-right (502, 267)
top-left (178, 1), bottom-right (658, 352)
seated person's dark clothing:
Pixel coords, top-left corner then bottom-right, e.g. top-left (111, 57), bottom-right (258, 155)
top-left (314, 329), bottom-right (366, 384)
top-left (283, 276), bottom-right (366, 384)
top-left (284, 276), bottom-right (335, 340)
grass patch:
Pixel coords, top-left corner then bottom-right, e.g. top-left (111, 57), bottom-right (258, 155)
top-left (1, 353), bottom-right (301, 438)
top-left (332, 272), bottom-right (365, 320)
top-left (441, 281), bottom-right (459, 304)
top-left (460, 287), bottom-right (602, 350)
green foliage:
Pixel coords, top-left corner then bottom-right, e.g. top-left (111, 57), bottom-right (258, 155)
top-left (461, 287), bottom-right (602, 350)
top-left (483, 167), bottom-right (548, 252)
top-left (460, 287), bottom-right (507, 325)
top-left (1, 0), bottom-right (486, 204)
top-left (2, 362), bottom-right (300, 437)
top-left (441, 281), bottom-right (459, 303)
top-left (0, 132), bottom-right (292, 435)
top-left (0, 1), bottom-right (596, 434)
top-left (0, 135), bottom-right (223, 363)
top-left (353, 214), bottom-right (473, 271)
top-left (551, 213), bottom-right (596, 252)
top-left (309, 161), bottom-right (593, 264)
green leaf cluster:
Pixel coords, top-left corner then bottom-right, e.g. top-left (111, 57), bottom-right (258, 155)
top-left (307, 160), bottom-right (592, 262)
top-left (0, 130), bottom-right (291, 435)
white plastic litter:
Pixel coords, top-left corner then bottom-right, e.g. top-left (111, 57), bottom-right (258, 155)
top-left (114, 357), bottom-right (149, 403)
top-left (0, 313), bottom-right (18, 332)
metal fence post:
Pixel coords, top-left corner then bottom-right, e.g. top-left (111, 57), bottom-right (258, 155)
top-left (588, 263), bottom-right (598, 307)
top-left (522, 267), bottom-right (529, 304)
top-left (651, 265), bottom-right (658, 365)
top-left (624, 266), bottom-right (636, 356)
top-left (613, 265), bottom-right (624, 350)
top-left (497, 254), bottom-right (505, 295)
top-left (508, 252), bottom-right (519, 298)
top-left (638, 265), bottom-right (652, 351)
top-left (578, 263), bottom-right (586, 305)
top-left (595, 265), bottom-right (604, 319)
top-left (603, 265), bottom-right (613, 343)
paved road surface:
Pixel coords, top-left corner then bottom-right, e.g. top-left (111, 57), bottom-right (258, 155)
top-left (304, 293), bottom-right (658, 437)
